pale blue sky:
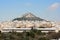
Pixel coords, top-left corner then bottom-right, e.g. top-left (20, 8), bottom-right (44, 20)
top-left (0, 0), bottom-right (60, 22)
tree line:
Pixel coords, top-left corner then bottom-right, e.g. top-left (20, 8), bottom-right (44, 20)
top-left (0, 28), bottom-right (60, 40)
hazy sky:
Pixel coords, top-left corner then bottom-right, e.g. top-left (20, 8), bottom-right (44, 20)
top-left (0, 0), bottom-right (60, 22)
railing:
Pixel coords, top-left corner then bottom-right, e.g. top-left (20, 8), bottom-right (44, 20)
top-left (1, 28), bottom-right (56, 32)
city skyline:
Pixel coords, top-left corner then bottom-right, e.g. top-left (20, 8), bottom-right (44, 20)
top-left (0, 0), bottom-right (60, 22)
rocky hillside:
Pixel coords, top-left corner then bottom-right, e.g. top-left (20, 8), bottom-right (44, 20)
top-left (13, 13), bottom-right (45, 21)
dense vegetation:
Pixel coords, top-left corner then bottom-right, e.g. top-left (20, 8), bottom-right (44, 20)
top-left (13, 17), bottom-right (44, 21)
top-left (0, 28), bottom-right (60, 40)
